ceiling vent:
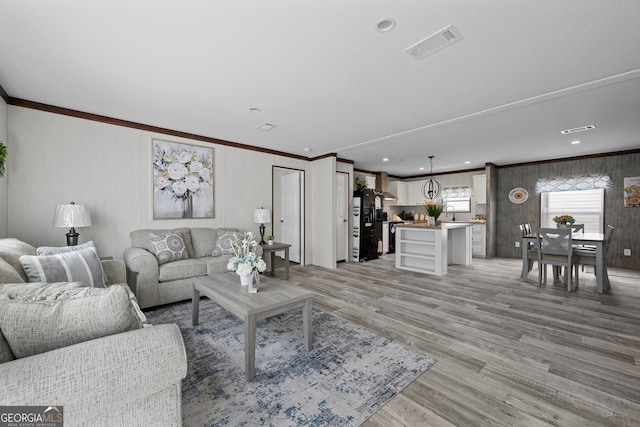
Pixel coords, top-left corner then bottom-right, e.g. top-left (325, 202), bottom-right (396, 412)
top-left (560, 124), bottom-right (595, 135)
top-left (405, 25), bottom-right (463, 60)
top-left (256, 122), bottom-right (277, 132)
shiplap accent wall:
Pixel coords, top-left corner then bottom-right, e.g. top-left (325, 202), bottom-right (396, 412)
top-left (495, 152), bottom-right (640, 270)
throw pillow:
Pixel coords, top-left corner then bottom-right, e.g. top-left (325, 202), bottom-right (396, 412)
top-left (0, 285), bottom-right (144, 359)
top-left (36, 240), bottom-right (96, 256)
top-left (19, 247), bottom-right (106, 287)
top-left (0, 257), bottom-right (25, 284)
top-left (212, 230), bottom-right (242, 257)
top-left (0, 238), bottom-right (37, 282)
top-left (149, 232), bottom-right (189, 265)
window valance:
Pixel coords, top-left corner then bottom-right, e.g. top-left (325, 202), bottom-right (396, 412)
top-left (442, 186), bottom-right (472, 198)
top-left (535, 174), bottom-right (612, 193)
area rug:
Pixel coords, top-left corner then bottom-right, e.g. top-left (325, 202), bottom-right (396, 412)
top-left (145, 299), bottom-right (435, 426)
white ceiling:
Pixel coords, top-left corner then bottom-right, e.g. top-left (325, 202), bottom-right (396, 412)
top-left (1, 1), bottom-right (639, 177)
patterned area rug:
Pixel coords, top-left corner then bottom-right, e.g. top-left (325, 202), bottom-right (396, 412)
top-left (145, 298), bottom-right (435, 426)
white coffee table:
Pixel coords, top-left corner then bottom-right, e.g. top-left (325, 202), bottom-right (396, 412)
top-left (192, 272), bottom-right (313, 380)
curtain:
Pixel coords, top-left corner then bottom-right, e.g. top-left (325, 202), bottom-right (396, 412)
top-left (536, 174), bottom-right (612, 193)
top-left (442, 186), bottom-right (472, 198)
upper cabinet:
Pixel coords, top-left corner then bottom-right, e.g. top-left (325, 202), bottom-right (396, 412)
top-left (473, 174), bottom-right (486, 204)
top-left (406, 180), bottom-right (426, 206)
top-left (389, 181), bottom-right (407, 205)
top-left (365, 176), bottom-right (376, 189)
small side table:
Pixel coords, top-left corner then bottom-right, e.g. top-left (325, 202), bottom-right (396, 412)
top-left (260, 242), bottom-right (291, 280)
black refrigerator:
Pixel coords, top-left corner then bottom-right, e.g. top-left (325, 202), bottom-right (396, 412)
top-left (352, 189), bottom-right (383, 262)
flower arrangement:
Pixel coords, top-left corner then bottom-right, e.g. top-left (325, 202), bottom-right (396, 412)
top-left (226, 232), bottom-right (267, 277)
top-left (423, 199), bottom-right (443, 219)
top-left (552, 214), bottom-right (575, 225)
top-left (153, 141), bottom-right (213, 216)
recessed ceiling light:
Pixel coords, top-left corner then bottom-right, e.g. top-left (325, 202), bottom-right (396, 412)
top-left (304, 148), bottom-right (312, 152)
top-left (419, 167), bottom-right (425, 170)
top-left (465, 161), bottom-right (471, 164)
top-left (383, 158), bottom-right (389, 162)
top-left (571, 140), bottom-right (581, 145)
top-left (375, 18), bottom-right (396, 33)
top-left (249, 107), bottom-right (261, 113)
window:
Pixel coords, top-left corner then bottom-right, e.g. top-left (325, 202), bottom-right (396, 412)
top-left (540, 189), bottom-right (604, 233)
top-left (443, 196), bottom-right (471, 213)
top-left (442, 186), bottom-right (472, 213)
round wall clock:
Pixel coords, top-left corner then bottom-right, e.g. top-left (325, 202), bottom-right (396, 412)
top-left (509, 187), bottom-right (529, 204)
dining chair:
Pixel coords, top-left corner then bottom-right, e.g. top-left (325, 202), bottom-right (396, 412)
top-left (519, 224), bottom-right (537, 278)
top-left (537, 228), bottom-right (576, 291)
top-left (573, 225), bottom-right (615, 286)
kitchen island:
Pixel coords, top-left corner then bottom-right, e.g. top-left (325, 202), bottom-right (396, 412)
top-left (395, 222), bottom-right (473, 275)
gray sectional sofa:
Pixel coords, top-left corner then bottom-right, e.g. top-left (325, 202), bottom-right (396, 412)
top-left (0, 238), bottom-right (187, 426)
top-left (124, 227), bottom-right (261, 309)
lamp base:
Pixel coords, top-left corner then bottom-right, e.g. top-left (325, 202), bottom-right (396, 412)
top-left (259, 223), bottom-right (266, 245)
top-left (66, 228), bottom-right (79, 246)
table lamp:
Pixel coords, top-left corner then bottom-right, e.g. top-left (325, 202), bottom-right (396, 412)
top-left (53, 202), bottom-right (92, 246)
top-left (253, 208), bottom-right (271, 245)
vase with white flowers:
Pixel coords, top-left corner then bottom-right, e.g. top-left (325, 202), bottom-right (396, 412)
top-left (226, 231), bottom-right (267, 292)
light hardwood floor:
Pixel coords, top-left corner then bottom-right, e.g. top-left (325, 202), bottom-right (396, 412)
top-left (289, 255), bottom-right (640, 427)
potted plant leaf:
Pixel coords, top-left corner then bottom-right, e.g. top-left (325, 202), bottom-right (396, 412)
top-left (423, 199), bottom-right (443, 223)
top-left (0, 141), bottom-right (6, 178)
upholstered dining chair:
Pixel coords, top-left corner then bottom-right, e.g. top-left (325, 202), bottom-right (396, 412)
top-left (537, 228), bottom-right (576, 291)
top-left (573, 225), bottom-right (615, 275)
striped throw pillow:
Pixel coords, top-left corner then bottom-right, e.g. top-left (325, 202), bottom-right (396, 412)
top-left (19, 247), bottom-right (106, 287)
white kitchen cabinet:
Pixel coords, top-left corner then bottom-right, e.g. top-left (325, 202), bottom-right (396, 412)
top-left (406, 180), bottom-right (426, 205)
top-left (473, 174), bottom-right (486, 204)
top-left (471, 224), bottom-right (486, 257)
top-left (382, 222), bottom-right (389, 253)
top-left (388, 181), bottom-right (407, 205)
top-left (365, 176), bottom-right (376, 189)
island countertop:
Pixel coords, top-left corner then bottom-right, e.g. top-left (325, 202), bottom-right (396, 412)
top-left (396, 222), bottom-right (473, 229)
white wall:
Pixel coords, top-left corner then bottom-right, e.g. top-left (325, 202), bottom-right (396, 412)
top-left (7, 107), bottom-right (284, 259)
top-left (309, 156), bottom-right (336, 269)
top-left (0, 96), bottom-right (7, 237)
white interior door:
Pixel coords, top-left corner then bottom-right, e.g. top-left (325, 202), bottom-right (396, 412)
top-left (336, 172), bottom-right (349, 262)
top-left (280, 171), bottom-right (301, 263)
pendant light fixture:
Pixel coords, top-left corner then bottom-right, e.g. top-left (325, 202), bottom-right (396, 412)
top-left (421, 155), bottom-right (442, 200)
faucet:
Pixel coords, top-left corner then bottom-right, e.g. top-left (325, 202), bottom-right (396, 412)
top-left (445, 205), bottom-right (456, 221)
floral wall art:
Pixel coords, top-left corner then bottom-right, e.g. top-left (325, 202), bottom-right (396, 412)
top-left (153, 139), bottom-right (214, 219)
top-left (624, 176), bottom-right (640, 208)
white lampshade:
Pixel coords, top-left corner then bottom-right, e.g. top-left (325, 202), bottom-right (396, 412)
top-left (53, 203), bottom-right (92, 228)
top-left (253, 208), bottom-right (271, 224)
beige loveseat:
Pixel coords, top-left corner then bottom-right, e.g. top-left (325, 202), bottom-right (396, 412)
top-left (0, 238), bottom-right (187, 426)
top-left (124, 227), bottom-right (261, 309)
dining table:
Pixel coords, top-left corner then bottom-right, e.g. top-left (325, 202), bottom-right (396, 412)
top-left (521, 231), bottom-right (610, 293)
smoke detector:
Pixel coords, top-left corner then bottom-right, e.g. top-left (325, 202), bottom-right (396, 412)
top-left (560, 124), bottom-right (595, 135)
top-left (405, 25), bottom-right (464, 60)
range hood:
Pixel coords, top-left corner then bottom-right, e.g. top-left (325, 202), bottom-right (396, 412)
top-left (375, 172), bottom-right (396, 200)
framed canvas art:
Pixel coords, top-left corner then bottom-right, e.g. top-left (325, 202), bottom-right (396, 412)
top-left (624, 176), bottom-right (640, 208)
top-left (152, 139), bottom-right (214, 219)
